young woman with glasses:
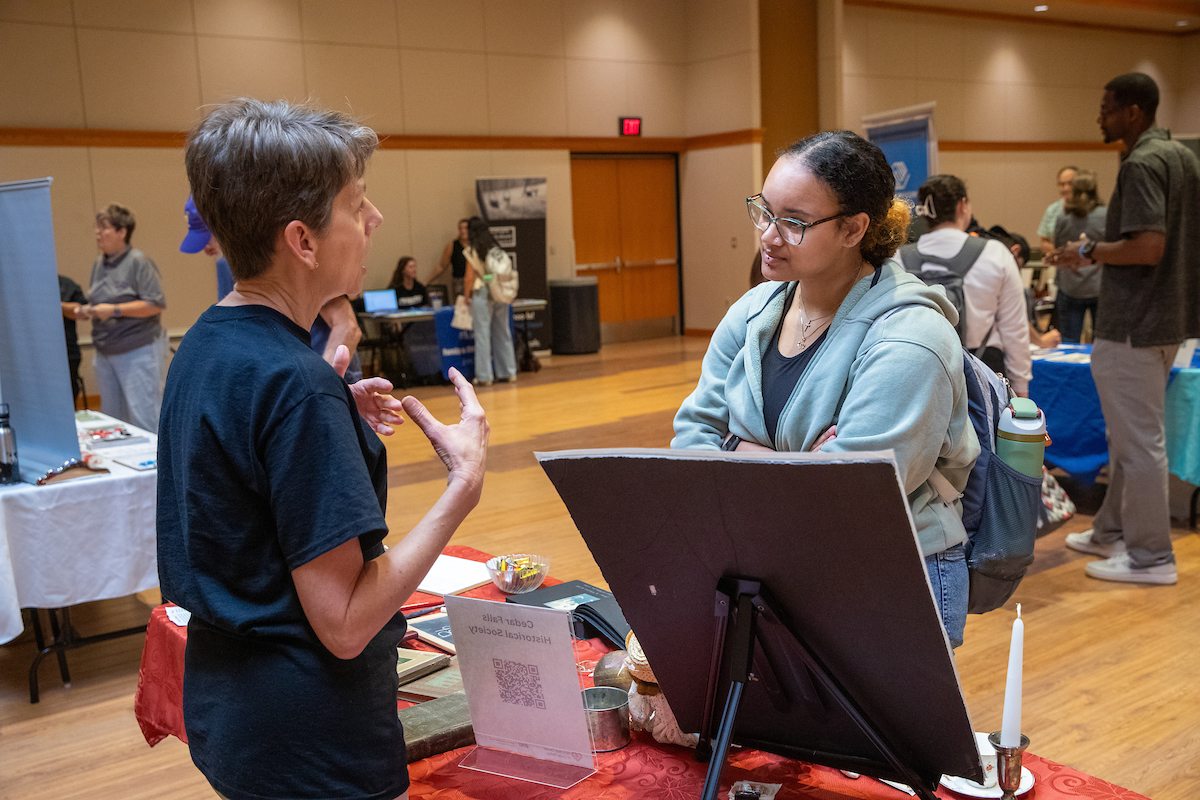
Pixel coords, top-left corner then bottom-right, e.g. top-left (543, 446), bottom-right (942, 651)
top-left (672, 130), bottom-right (980, 647)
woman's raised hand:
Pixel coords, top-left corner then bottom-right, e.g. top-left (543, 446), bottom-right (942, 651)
top-left (334, 345), bottom-right (406, 435)
top-left (401, 367), bottom-right (489, 500)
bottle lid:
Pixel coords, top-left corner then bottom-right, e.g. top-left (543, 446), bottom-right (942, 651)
top-left (1008, 397), bottom-right (1039, 420)
top-left (999, 399), bottom-right (1046, 436)
top-left (0, 402), bottom-right (8, 417)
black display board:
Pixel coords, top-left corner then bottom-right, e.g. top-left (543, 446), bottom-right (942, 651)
top-left (476, 177), bottom-right (548, 351)
top-left (537, 448), bottom-right (983, 791)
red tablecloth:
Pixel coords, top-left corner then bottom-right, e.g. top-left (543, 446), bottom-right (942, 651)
top-left (409, 740), bottom-right (1149, 799)
top-left (134, 546), bottom-right (1149, 800)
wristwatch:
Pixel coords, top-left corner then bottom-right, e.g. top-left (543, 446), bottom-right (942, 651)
top-left (1079, 240), bottom-right (1097, 263)
top-left (111, 304), bottom-right (122, 318)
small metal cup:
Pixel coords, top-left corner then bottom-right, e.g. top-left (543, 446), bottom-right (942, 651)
top-left (582, 686), bottom-right (630, 752)
top-left (988, 731), bottom-right (1030, 800)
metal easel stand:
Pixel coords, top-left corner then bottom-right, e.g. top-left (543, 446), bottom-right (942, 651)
top-left (25, 606), bottom-right (147, 703)
top-left (695, 578), bottom-right (941, 800)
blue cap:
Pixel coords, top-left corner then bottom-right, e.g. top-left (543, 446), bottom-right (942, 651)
top-left (180, 195), bottom-right (212, 254)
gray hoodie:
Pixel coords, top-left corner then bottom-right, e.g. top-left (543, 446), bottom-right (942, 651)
top-left (673, 260), bottom-right (980, 556)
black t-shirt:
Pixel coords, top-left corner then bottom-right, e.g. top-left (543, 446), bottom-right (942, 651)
top-left (762, 288), bottom-right (826, 443)
top-left (58, 275), bottom-right (87, 362)
top-left (395, 280), bottom-right (429, 308)
top-left (157, 304), bottom-right (407, 800)
top-left (451, 240), bottom-right (467, 278)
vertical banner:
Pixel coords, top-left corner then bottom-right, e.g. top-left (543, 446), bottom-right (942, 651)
top-left (0, 178), bottom-right (81, 481)
top-left (475, 177), bottom-right (549, 351)
top-left (864, 102), bottom-right (938, 208)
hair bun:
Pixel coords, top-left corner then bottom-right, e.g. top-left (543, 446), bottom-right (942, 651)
top-left (860, 198), bottom-right (910, 267)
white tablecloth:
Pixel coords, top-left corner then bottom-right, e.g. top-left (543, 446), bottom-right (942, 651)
top-left (0, 412), bottom-right (157, 644)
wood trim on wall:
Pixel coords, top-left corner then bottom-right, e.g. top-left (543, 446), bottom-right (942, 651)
top-left (0, 128), bottom-right (187, 148)
top-left (0, 127), bottom-right (764, 153)
top-left (940, 140), bottom-right (1125, 152)
top-left (845, 0), bottom-right (1198, 37)
top-left (682, 128), bottom-right (764, 151)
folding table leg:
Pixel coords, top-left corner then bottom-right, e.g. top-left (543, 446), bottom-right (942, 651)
top-left (27, 608), bottom-right (46, 652)
top-left (47, 608), bottom-right (73, 684)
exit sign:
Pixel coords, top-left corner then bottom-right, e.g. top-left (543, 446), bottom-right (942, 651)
top-left (620, 117), bottom-right (642, 136)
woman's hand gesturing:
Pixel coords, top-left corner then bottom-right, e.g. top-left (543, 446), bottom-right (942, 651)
top-left (401, 367), bottom-right (489, 502)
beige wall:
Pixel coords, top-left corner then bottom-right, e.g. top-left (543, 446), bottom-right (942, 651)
top-left (0, 0), bottom-right (689, 137)
top-left (841, 4), bottom-right (1199, 245)
top-left (678, 0), bottom-right (763, 331)
top-left (842, 5), bottom-right (1188, 140)
top-left (1178, 36), bottom-right (1200, 136)
top-left (0, 0), bottom-right (771, 337)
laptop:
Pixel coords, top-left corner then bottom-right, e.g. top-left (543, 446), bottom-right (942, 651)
top-left (363, 289), bottom-right (399, 316)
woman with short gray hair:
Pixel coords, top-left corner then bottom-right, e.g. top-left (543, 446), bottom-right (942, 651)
top-left (157, 99), bottom-right (489, 800)
top-left (86, 203), bottom-right (168, 432)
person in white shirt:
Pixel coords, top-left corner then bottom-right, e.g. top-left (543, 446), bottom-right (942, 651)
top-left (906, 175), bottom-right (1032, 396)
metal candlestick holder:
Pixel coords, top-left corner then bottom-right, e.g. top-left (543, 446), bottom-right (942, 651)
top-left (988, 731), bottom-right (1030, 800)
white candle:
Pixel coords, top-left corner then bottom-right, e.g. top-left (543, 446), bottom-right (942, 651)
top-left (999, 604), bottom-right (1024, 747)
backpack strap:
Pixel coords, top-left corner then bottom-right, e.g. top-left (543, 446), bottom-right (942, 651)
top-left (897, 243), bottom-right (923, 274)
top-left (904, 235), bottom-right (987, 278)
top-left (928, 468), bottom-right (963, 505)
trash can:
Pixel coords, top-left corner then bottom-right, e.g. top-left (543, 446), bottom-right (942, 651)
top-left (549, 277), bottom-right (601, 355)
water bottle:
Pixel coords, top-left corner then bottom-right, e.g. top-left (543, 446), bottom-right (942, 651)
top-left (995, 397), bottom-right (1046, 479)
top-left (0, 403), bottom-right (18, 485)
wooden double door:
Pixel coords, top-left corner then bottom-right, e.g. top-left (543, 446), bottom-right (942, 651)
top-left (570, 155), bottom-right (680, 333)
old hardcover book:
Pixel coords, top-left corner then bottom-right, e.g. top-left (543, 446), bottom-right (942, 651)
top-left (397, 692), bottom-right (475, 763)
top-left (397, 659), bottom-right (463, 702)
top-left (396, 648), bottom-right (452, 686)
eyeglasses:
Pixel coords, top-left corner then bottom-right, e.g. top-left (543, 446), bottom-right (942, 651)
top-left (746, 195), bottom-right (844, 246)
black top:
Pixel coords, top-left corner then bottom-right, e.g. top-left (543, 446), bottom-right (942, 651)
top-left (762, 287), bottom-right (827, 443)
top-left (451, 240), bottom-right (467, 278)
top-left (157, 305), bottom-right (407, 800)
top-left (58, 275), bottom-right (87, 362)
top-left (395, 279), bottom-right (429, 308)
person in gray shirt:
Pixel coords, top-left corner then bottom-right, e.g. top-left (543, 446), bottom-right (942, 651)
top-left (1052, 170), bottom-right (1106, 343)
top-left (1052, 72), bottom-right (1200, 586)
top-left (85, 203), bottom-right (168, 432)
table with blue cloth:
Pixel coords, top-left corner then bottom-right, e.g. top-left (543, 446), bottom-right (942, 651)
top-left (1028, 344), bottom-right (1200, 487)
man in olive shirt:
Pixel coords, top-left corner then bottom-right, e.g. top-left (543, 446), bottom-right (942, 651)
top-left (1055, 73), bottom-right (1200, 585)
top-left (86, 204), bottom-right (168, 432)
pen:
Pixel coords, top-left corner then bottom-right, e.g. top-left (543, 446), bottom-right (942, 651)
top-left (404, 605), bottom-right (445, 620)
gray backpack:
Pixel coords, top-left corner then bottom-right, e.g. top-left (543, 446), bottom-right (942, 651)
top-left (898, 236), bottom-right (992, 354)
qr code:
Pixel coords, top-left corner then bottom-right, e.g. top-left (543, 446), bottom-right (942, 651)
top-left (493, 659), bottom-right (546, 709)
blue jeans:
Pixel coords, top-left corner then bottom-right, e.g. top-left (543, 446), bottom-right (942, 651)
top-left (1055, 291), bottom-right (1098, 344)
top-left (470, 288), bottom-right (516, 383)
top-left (925, 543), bottom-right (968, 648)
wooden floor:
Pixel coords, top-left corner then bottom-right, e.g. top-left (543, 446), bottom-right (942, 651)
top-left (2, 336), bottom-right (1197, 800)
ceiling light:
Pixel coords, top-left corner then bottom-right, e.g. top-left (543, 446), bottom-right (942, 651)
top-left (1034, 5), bottom-right (1049, 12)
top-left (1177, 20), bottom-right (1189, 26)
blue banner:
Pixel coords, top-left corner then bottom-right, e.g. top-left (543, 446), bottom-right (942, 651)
top-left (0, 178), bottom-right (81, 481)
top-left (867, 116), bottom-right (933, 206)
